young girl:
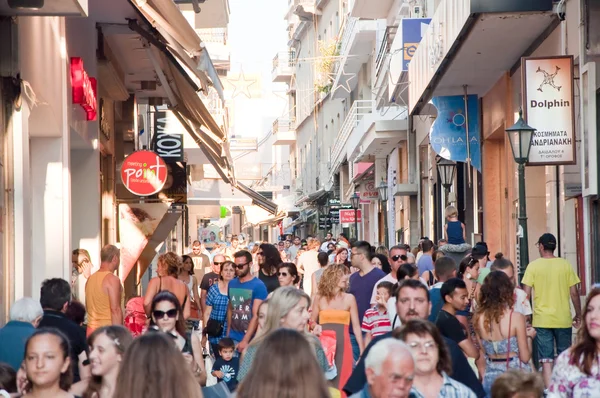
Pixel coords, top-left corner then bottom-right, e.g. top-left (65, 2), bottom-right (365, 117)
top-left (440, 205), bottom-right (472, 253)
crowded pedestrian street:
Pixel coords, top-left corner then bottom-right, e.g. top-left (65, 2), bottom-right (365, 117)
top-left (0, 0), bottom-right (599, 397)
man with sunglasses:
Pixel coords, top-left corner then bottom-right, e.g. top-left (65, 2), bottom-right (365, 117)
top-left (200, 254), bottom-right (225, 316)
top-left (226, 250), bottom-right (268, 353)
top-left (369, 245), bottom-right (408, 306)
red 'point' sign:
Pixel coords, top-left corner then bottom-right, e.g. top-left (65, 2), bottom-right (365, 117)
top-left (70, 57), bottom-right (97, 121)
top-left (121, 151), bottom-right (168, 196)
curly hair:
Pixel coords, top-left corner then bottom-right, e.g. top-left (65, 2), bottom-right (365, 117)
top-left (474, 271), bottom-right (515, 335)
top-left (259, 243), bottom-right (282, 275)
top-left (158, 252), bottom-right (182, 277)
top-left (317, 263), bottom-right (350, 301)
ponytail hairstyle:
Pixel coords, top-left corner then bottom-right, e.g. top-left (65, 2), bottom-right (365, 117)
top-left (457, 255), bottom-right (479, 279)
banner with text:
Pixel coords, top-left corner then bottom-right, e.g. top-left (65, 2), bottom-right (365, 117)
top-left (523, 56), bottom-right (576, 165)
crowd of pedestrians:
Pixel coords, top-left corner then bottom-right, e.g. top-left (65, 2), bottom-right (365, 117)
top-left (0, 224), bottom-right (596, 398)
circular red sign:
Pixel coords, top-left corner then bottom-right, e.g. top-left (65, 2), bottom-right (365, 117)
top-left (121, 151), bottom-right (168, 196)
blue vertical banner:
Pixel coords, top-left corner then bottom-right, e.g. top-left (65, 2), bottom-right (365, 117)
top-left (402, 18), bottom-right (432, 71)
top-left (430, 95), bottom-right (481, 172)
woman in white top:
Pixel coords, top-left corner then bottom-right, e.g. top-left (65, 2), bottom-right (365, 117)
top-left (179, 255), bottom-right (202, 327)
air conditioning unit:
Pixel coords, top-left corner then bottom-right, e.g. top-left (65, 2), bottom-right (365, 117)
top-left (412, 6), bottom-right (421, 17)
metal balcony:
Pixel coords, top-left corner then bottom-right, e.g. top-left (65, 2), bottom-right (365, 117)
top-left (273, 118), bottom-right (297, 145)
top-left (329, 100), bottom-right (374, 173)
top-left (272, 51), bottom-right (296, 83)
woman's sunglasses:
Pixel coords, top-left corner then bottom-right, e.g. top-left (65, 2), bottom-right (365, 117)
top-left (277, 272), bottom-right (289, 277)
top-left (153, 309), bottom-right (178, 319)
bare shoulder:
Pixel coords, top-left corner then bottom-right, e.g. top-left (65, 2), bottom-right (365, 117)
top-left (104, 272), bottom-right (121, 286)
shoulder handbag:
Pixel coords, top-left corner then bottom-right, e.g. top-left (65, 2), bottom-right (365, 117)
top-left (205, 318), bottom-right (224, 337)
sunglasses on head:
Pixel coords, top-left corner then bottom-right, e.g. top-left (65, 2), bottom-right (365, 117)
top-left (391, 254), bottom-right (408, 262)
top-left (152, 309), bottom-right (178, 319)
top-left (235, 262), bottom-right (250, 269)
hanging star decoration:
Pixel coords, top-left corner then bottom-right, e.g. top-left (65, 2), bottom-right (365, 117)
top-left (328, 67), bottom-right (357, 95)
top-left (226, 67), bottom-right (257, 99)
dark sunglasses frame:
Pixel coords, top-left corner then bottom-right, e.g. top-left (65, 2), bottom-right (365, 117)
top-left (213, 261), bottom-right (225, 266)
top-left (391, 254), bottom-right (408, 262)
top-left (277, 272), bottom-right (289, 277)
top-left (235, 262), bottom-right (250, 269)
top-left (152, 309), bottom-right (178, 319)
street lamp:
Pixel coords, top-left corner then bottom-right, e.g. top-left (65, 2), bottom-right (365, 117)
top-left (436, 157), bottom-right (456, 204)
top-left (505, 109), bottom-right (536, 284)
top-left (350, 192), bottom-right (361, 241)
top-left (377, 179), bottom-right (389, 248)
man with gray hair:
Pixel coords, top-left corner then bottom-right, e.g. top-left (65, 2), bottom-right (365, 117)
top-left (350, 338), bottom-right (416, 398)
top-left (0, 297), bottom-right (43, 370)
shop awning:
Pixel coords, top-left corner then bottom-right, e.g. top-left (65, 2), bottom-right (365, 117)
top-left (127, 0), bottom-right (277, 215)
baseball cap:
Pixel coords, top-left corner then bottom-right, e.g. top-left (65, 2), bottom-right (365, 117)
top-left (472, 242), bottom-right (489, 257)
top-left (536, 233), bottom-right (557, 250)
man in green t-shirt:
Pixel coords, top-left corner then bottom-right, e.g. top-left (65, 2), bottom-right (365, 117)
top-left (522, 233), bottom-right (582, 389)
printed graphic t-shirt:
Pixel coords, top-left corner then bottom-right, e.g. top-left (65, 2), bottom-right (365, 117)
top-left (212, 357), bottom-right (240, 391)
top-left (227, 277), bottom-right (268, 342)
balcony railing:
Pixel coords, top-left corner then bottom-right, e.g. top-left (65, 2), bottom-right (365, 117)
top-left (330, 100), bottom-right (374, 173)
top-left (375, 25), bottom-right (397, 77)
top-left (273, 117), bottom-right (296, 134)
top-left (272, 51), bottom-right (296, 82)
top-left (197, 28), bottom-right (228, 44)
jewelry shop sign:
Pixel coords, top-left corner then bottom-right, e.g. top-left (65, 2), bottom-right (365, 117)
top-left (523, 56), bottom-right (575, 165)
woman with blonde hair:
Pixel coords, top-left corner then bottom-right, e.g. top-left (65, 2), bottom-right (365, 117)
top-left (311, 263), bottom-right (363, 393)
top-left (70, 326), bottom-right (133, 398)
top-left (113, 333), bottom-right (202, 398)
top-left (237, 286), bottom-right (328, 381)
top-left (143, 252), bottom-right (190, 319)
top-left (236, 329), bottom-right (331, 398)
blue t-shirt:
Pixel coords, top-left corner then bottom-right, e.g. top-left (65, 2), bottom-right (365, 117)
top-left (428, 283), bottom-right (444, 323)
top-left (0, 321), bottom-right (36, 371)
top-left (417, 254), bottom-right (434, 275)
top-left (212, 356), bottom-right (240, 391)
top-left (348, 267), bottom-right (386, 329)
top-left (227, 277), bottom-right (268, 342)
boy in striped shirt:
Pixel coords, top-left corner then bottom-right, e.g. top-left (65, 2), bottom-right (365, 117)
top-left (361, 281), bottom-right (394, 346)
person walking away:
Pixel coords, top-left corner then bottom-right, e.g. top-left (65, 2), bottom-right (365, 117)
top-left (426, 257), bottom-right (457, 322)
top-left (439, 205), bottom-right (472, 254)
top-left (522, 233), bottom-right (582, 389)
top-left (369, 245), bottom-right (408, 306)
top-left (349, 339), bottom-right (416, 398)
top-left (344, 279), bottom-right (486, 398)
top-left (298, 240), bottom-right (321, 297)
top-left (394, 320), bottom-right (477, 397)
top-left (143, 252), bottom-right (190, 319)
top-left (0, 298), bottom-right (43, 371)
top-left (256, 243), bottom-right (281, 293)
top-left (86, 245), bottom-right (123, 336)
top-left (39, 278), bottom-right (89, 383)
top-left (490, 254), bottom-right (533, 317)
top-left (311, 264), bottom-right (363, 391)
top-left (548, 287), bottom-right (600, 396)
top-left (362, 282), bottom-right (394, 346)
top-left (202, 261), bottom-right (235, 359)
top-left (226, 250), bottom-right (268, 353)
top-left (112, 333), bottom-right (203, 398)
top-left (201, 254), bottom-right (224, 315)
top-left (69, 325), bottom-right (133, 398)
top-left (473, 271), bottom-right (534, 395)
top-left (310, 252), bottom-right (330, 297)
top-left (180, 255), bottom-right (202, 331)
top-left (211, 337), bottom-right (239, 392)
top-left (416, 239), bottom-right (435, 277)
top-left (435, 278), bottom-right (480, 373)
top-left (348, 241), bottom-right (385, 362)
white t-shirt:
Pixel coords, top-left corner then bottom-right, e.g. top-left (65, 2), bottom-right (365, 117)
top-left (299, 250), bottom-right (319, 297)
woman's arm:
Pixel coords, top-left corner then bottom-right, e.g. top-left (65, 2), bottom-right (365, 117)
top-left (310, 295), bottom-right (321, 323)
top-left (182, 283), bottom-right (191, 319)
top-left (192, 276), bottom-right (201, 315)
top-left (514, 312), bottom-right (532, 363)
top-left (143, 278), bottom-right (157, 316)
top-left (311, 273), bottom-right (318, 300)
top-left (348, 295), bottom-right (364, 353)
top-left (191, 333), bottom-right (207, 386)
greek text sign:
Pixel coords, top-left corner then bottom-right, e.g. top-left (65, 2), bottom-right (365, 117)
top-left (152, 111), bottom-right (184, 163)
top-left (121, 151), bottom-right (168, 196)
top-left (523, 56), bottom-right (576, 165)
top-left (339, 209), bottom-right (362, 224)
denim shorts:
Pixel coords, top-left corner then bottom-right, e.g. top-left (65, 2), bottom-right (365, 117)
top-left (535, 327), bottom-right (572, 362)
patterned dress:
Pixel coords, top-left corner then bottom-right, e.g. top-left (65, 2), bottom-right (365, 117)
top-left (481, 336), bottom-right (532, 394)
top-left (548, 348), bottom-right (600, 397)
top-left (206, 283), bottom-right (229, 345)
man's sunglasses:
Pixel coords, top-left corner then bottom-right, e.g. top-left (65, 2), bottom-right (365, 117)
top-left (235, 262), bottom-right (250, 269)
top-left (153, 309), bottom-right (178, 319)
top-left (391, 254), bottom-right (408, 262)
top-left (214, 261), bottom-right (225, 266)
